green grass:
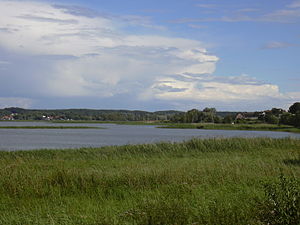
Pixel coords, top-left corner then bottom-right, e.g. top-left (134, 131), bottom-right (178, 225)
top-left (159, 123), bottom-right (300, 133)
top-left (0, 126), bottom-right (102, 129)
top-left (0, 138), bottom-right (299, 224)
top-left (51, 120), bottom-right (165, 125)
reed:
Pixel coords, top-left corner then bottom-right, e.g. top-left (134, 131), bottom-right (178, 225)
top-left (0, 138), bottom-right (299, 224)
top-left (159, 123), bottom-right (300, 133)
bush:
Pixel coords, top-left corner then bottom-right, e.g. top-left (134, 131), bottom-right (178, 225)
top-left (258, 173), bottom-right (300, 225)
top-left (279, 112), bottom-right (294, 126)
top-left (265, 114), bottom-right (279, 124)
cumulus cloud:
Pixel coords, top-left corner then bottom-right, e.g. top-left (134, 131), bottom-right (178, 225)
top-left (0, 1), bottom-right (216, 98)
top-left (140, 73), bottom-right (300, 111)
top-left (142, 74), bottom-right (281, 101)
top-left (0, 0), bottom-right (298, 110)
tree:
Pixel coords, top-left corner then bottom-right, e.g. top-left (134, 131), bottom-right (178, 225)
top-left (203, 107), bottom-right (216, 114)
top-left (265, 114), bottom-right (279, 124)
top-left (213, 115), bottom-right (222, 124)
top-left (279, 112), bottom-right (294, 125)
top-left (271, 108), bottom-right (285, 116)
top-left (294, 112), bottom-right (300, 128)
top-left (223, 115), bottom-right (234, 124)
top-left (185, 109), bottom-right (201, 123)
top-left (288, 102), bottom-right (300, 114)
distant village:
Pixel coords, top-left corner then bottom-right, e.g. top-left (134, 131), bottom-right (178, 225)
top-left (0, 113), bottom-right (68, 121)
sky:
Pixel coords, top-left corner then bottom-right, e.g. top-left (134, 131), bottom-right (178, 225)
top-left (0, 0), bottom-right (299, 111)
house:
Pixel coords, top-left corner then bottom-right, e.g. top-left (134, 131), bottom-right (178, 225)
top-left (1, 114), bottom-right (15, 120)
top-left (235, 113), bottom-right (245, 120)
top-left (42, 115), bottom-right (54, 121)
top-left (236, 112), bottom-right (259, 121)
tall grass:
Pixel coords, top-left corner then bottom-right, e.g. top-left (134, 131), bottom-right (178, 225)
top-left (0, 138), bottom-right (299, 224)
top-left (0, 126), bottom-right (102, 129)
top-left (159, 123), bottom-right (300, 133)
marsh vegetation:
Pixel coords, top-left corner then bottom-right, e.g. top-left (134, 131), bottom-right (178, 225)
top-left (0, 138), bottom-right (299, 224)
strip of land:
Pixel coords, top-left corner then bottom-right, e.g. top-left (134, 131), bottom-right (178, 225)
top-left (2, 120), bottom-right (299, 133)
top-left (0, 126), bottom-right (102, 129)
top-left (0, 138), bottom-right (299, 224)
top-left (53, 120), bottom-right (300, 133)
top-left (51, 120), bottom-right (164, 125)
top-left (158, 123), bottom-right (300, 133)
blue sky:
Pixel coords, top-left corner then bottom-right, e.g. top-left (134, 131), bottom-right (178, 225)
top-left (0, 0), bottom-right (299, 111)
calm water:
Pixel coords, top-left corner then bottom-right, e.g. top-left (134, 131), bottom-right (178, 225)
top-left (0, 121), bottom-right (299, 151)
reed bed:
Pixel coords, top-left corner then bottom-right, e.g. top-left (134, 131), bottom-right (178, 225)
top-left (0, 138), bottom-right (299, 224)
top-left (159, 123), bottom-right (300, 133)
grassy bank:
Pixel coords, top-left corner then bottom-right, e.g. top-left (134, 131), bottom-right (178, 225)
top-left (51, 120), bottom-right (164, 125)
top-left (3, 120), bottom-right (300, 133)
top-left (0, 126), bottom-right (102, 129)
top-left (52, 120), bottom-right (300, 133)
top-left (159, 123), bottom-right (300, 133)
top-left (0, 138), bottom-right (299, 224)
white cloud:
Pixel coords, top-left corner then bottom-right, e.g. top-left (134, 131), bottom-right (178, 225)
top-left (0, 97), bottom-right (33, 108)
top-left (195, 4), bottom-right (218, 9)
top-left (0, 0), bottom-right (298, 111)
top-left (0, 0), bottom-right (217, 99)
top-left (188, 24), bottom-right (207, 29)
top-left (140, 73), bottom-right (300, 110)
top-left (170, 1), bottom-right (300, 24)
top-left (142, 74), bottom-right (282, 101)
top-left (236, 8), bottom-right (259, 13)
top-left (0, 60), bottom-right (10, 64)
top-left (288, 0), bottom-right (300, 8)
top-left (262, 41), bottom-right (296, 49)
top-left (262, 8), bottom-right (300, 23)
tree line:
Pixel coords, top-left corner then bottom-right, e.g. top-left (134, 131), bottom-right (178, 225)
top-left (169, 102), bottom-right (300, 128)
top-left (0, 108), bottom-right (181, 121)
top-left (1, 102), bottom-right (299, 128)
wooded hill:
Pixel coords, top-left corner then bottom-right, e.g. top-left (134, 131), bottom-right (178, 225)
top-left (0, 107), bottom-right (239, 121)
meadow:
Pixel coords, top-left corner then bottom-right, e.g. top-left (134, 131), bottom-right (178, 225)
top-left (0, 138), bottom-right (299, 225)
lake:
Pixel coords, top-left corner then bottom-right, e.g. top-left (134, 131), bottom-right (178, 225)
top-left (0, 121), bottom-right (300, 151)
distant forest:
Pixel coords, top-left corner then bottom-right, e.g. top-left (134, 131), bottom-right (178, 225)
top-left (0, 107), bottom-right (238, 122)
top-left (0, 102), bottom-right (299, 127)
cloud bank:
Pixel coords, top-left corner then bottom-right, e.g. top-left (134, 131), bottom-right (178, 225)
top-left (0, 0), bottom-right (298, 110)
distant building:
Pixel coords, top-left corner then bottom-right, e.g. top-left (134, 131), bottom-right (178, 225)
top-left (235, 113), bottom-right (245, 120)
top-left (42, 115), bottom-right (55, 121)
top-left (1, 114), bottom-right (15, 120)
top-left (235, 113), bottom-right (258, 120)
